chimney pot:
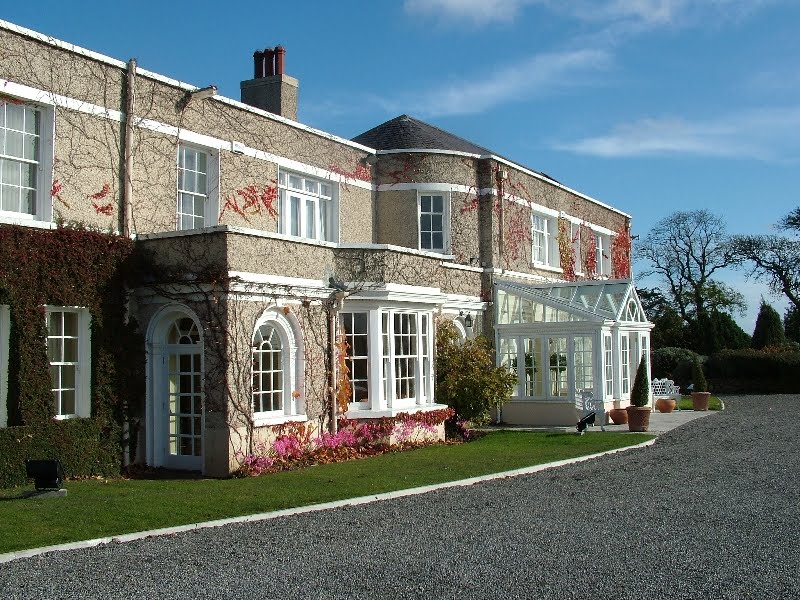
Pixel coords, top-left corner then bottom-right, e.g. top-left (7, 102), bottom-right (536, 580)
top-left (253, 50), bottom-right (264, 79)
top-left (264, 48), bottom-right (275, 77)
top-left (275, 45), bottom-right (285, 76)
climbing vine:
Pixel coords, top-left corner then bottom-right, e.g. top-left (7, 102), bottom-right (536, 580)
top-left (612, 222), bottom-right (632, 279)
top-left (557, 216), bottom-right (576, 281)
top-left (580, 223), bottom-right (597, 278)
top-left (219, 182), bottom-right (278, 223)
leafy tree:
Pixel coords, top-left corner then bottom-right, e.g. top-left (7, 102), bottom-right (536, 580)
top-left (751, 300), bottom-right (786, 349)
top-left (636, 210), bottom-right (738, 354)
top-left (730, 207), bottom-right (800, 311)
top-left (435, 321), bottom-right (515, 424)
top-left (785, 306), bottom-right (800, 344)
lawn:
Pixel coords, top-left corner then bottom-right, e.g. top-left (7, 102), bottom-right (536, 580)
top-left (0, 430), bottom-right (652, 554)
top-left (678, 395), bottom-right (724, 411)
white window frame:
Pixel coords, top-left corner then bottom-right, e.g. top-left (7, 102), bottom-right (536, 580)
top-left (45, 306), bottom-right (91, 419)
top-left (176, 143), bottom-right (219, 231)
top-left (251, 310), bottom-right (303, 425)
top-left (417, 192), bottom-right (450, 253)
top-left (0, 305), bottom-right (9, 427)
top-left (340, 311), bottom-right (370, 409)
top-left (531, 214), bottom-right (551, 266)
top-left (341, 305), bottom-right (436, 414)
top-left (603, 333), bottom-right (614, 400)
top-left (0, 98), bottom-right (54, 223)
top-left (596, 233), bottom-right (607, 277)
top-left (278, 170), bottom-right (337, 242)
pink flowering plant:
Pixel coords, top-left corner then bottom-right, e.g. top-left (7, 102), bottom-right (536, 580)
top-left (235, 408), bottom-right (455, 477)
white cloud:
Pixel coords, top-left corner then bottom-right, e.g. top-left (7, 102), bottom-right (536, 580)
top-left (404, 0), bottom-right (780, 30)
top-left (553, 106), bottom-right (800, 161)
top-left (375, 48), bottom-right (611, 118)
top-left (403, 0), bottom-right (533, 25)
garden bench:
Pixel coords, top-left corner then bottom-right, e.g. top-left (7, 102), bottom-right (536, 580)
top-left (651, 378), bottom-right (681, 410)
top-left (576, 390), bottom-right (605, 431)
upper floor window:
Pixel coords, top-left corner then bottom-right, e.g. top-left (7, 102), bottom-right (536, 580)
top-left (177, 144), bottom-right (218, 230)
top-left (531, 214), bottom-right (551, 265)
top-left (46, 307), bottom-right (91, 419)
top-left (419, 193), bottom-right (448, 253)
top-left (0, 99), bottom-right (52, 222)
top-left (596, 233), bottom-right (609, 277)
top-left (278, 171), bottom-right (336, 242)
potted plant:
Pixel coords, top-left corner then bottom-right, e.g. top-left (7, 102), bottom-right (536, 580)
top-left (690, 357), bottom-right (711, 411)
top-left (608, 404), bottom-right (628, 425)
top-left (627, 356), bottom-right (651, 432)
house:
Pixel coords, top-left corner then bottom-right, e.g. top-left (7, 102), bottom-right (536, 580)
top-left (0, 19), bottom-right (651, 481)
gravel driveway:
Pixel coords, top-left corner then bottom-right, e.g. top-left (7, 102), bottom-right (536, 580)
top-left (1, 395), bottom-right (798, 599)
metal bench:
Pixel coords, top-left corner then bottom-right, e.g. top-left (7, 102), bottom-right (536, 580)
top-left (651, 378), bottom-right (681, 410)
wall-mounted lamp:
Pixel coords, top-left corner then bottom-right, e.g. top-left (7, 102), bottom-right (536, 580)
top-left (176, 85), bottom-right (218, 111)
top-left (459, 310), bottom-right (474, 329)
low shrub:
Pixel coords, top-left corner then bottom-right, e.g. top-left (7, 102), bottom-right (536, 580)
top-left (435, 321), bottom-right (515, 424)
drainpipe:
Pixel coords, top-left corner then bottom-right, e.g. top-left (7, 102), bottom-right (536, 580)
top-left (495, 168), bottom-right (507, 270)
top-left (122, 58), bottom-right (136, 238)
top-left (328, 301), bottom-right (338, 434)
top-left (120, 58), bottom-right (137, 467)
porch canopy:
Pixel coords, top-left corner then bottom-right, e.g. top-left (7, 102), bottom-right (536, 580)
top-left (494, 279), bottom-right (652, 426)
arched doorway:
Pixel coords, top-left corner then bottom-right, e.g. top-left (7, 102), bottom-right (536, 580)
top-left (146, 307), bottom-right (204, 471)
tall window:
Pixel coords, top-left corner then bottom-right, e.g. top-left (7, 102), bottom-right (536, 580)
top-left (46, 307), bottom-right (90, 418)
top-left (393, 313), bottom-right (417, 400)
top-left (340, 312), bottom-right (369, 404)
top-left (419, 194), bottom-right (446, 252)
top-left (523, 337), bottom-right (543, 397)
top-left (0, 101), bottom-right (40, 217)
top-left (278, 171), bottom-right (335, 242)
top-left (574, 336), bottom-right (593, 393)
top-left (620, 335), bottom-right (630, 395)
top-left (548, 337), bottom-right (569, 397)
top-left (177, 145), bottom-right (209, 230)
top-left (532, 215), bottom-right (550, 265)
top-left (252, 324), bottom-right (284, 413)
top-left (604, 334), bottom-right (613, 399)
top-left (596, 234), bottom-right (606, 277)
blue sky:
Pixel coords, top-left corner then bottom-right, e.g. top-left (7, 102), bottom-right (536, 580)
top-left (2, 0), bottom-right (798, 331)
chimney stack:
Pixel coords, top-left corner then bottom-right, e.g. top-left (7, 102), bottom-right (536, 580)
top-left (241, 44), bottom-right (298, 121)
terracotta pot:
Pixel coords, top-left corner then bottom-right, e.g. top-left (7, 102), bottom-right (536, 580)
top-left (626, 406), bottom-right (651, 432)
top-left (691, 391), bottom-right (711, 411)
top-left (608, 407), bottom-right (628, 425)
top-left (655, 397), bottom-right (677, 413)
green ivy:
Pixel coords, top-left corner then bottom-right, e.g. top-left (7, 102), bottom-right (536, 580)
top-left (0, 224), bottom-right (144, 488)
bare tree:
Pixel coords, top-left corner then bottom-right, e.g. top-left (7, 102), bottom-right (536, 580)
top-left (635, 210), bottom-right (737, 352)
top-left (730, 207), bottom-right (800, 311)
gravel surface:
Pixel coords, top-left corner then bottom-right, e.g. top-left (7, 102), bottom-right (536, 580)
top-left (2, 395), bottom-right (799, 599)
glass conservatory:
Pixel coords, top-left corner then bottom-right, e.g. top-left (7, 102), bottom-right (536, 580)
top-left (494, 279), bottom-right (653, 426)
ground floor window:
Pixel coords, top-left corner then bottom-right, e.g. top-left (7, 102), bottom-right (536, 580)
top-left (46, 306), bottom-right (91, 418)
top-left (251, 309), bottom-right (303, 421)
top-left (340, 307), bottom-right (434, 411)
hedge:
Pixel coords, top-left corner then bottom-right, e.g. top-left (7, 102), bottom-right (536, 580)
top-left (705, 349), bottom-right (800, 394)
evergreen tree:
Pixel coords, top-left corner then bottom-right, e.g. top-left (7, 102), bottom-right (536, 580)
top-left (751, 300), bottom-right (786, 349)
top-left (785, 306), bottom-right (800, 344)
top-left (630, 356), bottom-right (650, 407)
top-left (711, 311), bottom-right (751, 350)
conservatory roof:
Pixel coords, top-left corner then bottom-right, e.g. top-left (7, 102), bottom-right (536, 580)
top-left (495, 279), bottom-right (649, 325)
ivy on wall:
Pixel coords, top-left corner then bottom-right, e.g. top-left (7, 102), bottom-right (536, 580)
top-left (0, 224), bottom-right (144, 487)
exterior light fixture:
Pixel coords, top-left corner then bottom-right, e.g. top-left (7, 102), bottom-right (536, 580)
top-left (177, 85), bottom-right (218, 111)
top-left (26, 459), bottom-right (65, 491)
top-left (459, 311), bottom-right (474, 329)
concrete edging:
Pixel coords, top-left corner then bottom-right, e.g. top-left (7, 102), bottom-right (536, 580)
top-left (0, 437), bottom-right (656, 564)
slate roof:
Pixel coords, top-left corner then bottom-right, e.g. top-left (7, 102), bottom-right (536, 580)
top-left (352, 115), bottom-right (560, 184)
top-left (352, 114), bottom-right (492, 155)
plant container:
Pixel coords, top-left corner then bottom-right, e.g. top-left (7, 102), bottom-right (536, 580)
top-left (626, 406), bottom-right (651, 432)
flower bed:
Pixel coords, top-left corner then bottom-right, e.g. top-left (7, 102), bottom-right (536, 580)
top-left (236, 408), bottom-right (458, 477)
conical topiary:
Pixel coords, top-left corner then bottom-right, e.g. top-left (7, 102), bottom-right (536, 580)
top-left (630, 355), bottom-right (650, 407)
top-left (691, 357), bottom-right (708, 393)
